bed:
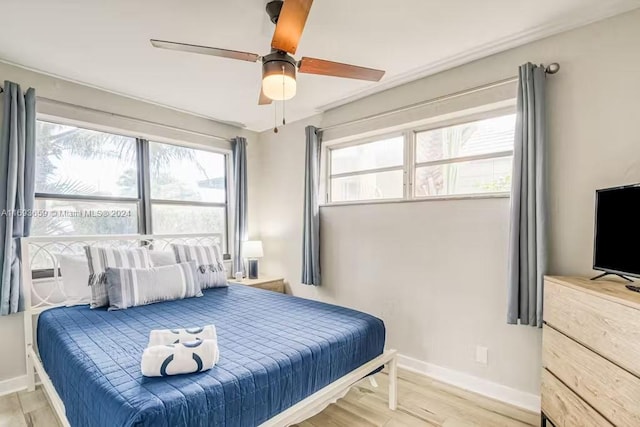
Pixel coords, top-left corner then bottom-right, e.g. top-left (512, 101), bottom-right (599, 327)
top-left (21, 234), bottom-right (397, 427)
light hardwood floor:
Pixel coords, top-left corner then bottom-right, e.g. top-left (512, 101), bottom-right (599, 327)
top-left (0, 369), bottom-right (537, 427)
top-left (0, 387), bottom-right (60, 427)
top-left (294, 369), bottom-right (538, 427)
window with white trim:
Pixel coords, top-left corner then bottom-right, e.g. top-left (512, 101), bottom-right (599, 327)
top-left (324, 110), bottom-right (516, 204)
top-left (33, 120), bottom-right (229, 252)
top-left (327, 135), bottom-right (404, 203)
top-left (414, 114), bottom-right (516, 198)
top-left (149, 141), bottom-right (227, 241)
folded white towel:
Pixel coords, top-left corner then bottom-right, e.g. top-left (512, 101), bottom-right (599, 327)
top-left (141, 339), bottom-right (219, 377)
top-left (148, 325), bottom-right (217, 347)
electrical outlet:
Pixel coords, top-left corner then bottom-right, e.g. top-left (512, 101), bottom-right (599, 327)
top-left (476, 346), bottom-right (488, 365)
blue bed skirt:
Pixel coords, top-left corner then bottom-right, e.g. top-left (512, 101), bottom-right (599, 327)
top-left (37, 284), bottom-right (385, 426)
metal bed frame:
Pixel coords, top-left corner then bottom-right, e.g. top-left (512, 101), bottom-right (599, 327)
top-left (20, 233), bottom-right (397, 427)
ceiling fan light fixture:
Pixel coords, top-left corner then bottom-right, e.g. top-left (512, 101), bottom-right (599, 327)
top-left (262, 54), bottom-right (297, 101)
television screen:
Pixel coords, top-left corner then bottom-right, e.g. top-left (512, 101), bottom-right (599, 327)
top-left (594, 185), bottom-right (640, 277)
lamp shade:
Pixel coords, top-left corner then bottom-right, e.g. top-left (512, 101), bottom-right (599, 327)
top-left (262, 54), bottom-right (297, 101)
top-left (243, 241), bottom-right (264, 258)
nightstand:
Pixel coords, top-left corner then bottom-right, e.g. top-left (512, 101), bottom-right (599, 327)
top-left (229, 276), bottom-right (285, 293)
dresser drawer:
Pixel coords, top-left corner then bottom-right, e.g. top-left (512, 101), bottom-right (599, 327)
top-left (542, 369), bottom-right (612, 427)
top-left (543, 325), bottom-right (640, 426)
top-left (544, 279), bottom-right (640, 377)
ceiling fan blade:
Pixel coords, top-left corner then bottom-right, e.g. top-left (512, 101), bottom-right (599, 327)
top-left (259, 87), bottom-right (273, 105)
top-left (150, 39), bottom-right (260, 62)
top-left (271, 0), bottom-right (313, 54)
top-left (298, 57), bottom-right (385, 81)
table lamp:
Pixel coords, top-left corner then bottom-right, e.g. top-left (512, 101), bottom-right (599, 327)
top-left (244, 241), bottom-right (264, 279)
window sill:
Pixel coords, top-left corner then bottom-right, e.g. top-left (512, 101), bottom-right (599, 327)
top-left (320, 192), bottom-right (510, 208)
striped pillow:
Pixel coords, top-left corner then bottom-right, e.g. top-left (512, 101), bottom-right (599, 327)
top-left (171, 244), bottom-right (228, 289)
top-left (84, 246), bottom-right (152, 308)
top-left (105, 261), bottom-right (202, 310)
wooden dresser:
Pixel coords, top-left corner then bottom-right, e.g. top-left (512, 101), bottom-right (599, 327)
top-left (542, 276), bottom-right (640, 426)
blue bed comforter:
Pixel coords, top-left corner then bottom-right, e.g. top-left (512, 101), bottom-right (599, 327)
top-left (37, 284), bottom-right (385, 427)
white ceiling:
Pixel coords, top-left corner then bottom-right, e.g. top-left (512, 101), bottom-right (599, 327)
top-left (0, 0), bottom-right (638, 131)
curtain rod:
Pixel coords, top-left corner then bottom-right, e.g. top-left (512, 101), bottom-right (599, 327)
top-left (318, 62), bottom-right (560, 133)
top-left (0, 88), bottom-right (233, 142)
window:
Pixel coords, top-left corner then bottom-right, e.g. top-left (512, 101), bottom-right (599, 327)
top-left (34, 120), bottom-right (229, 251)
top-left (149, 141), bottom-right (227, 247)
top-left (327, 136), bottom-right (404, 203)
top-left (414, 114), bottom-right (516, 197)
top-left (324, 111), bottom-right (516, 204)
top-left (34, 121), bottom-right (140, 236)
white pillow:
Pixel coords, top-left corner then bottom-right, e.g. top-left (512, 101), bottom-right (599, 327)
top-left (171, 244), bottom-right (228, 289)
top-left (149, 251), bottom-right (177, 267)
top-left (84, 246), bottom-right (153, 308)
top-left (105, 261), bottom-right (202, 310)
top-left (56, 254), bottom-right (91, 306)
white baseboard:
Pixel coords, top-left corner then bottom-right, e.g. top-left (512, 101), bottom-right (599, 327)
top-left (397, 354), bottom-right (541, 413)
top-left (0, 375), bottom-right (28, 396)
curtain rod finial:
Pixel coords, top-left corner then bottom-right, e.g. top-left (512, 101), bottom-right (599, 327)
top-left (545, 63), bottom-right (560, 74)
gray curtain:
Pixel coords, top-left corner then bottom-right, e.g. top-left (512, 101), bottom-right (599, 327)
top-left (0, 81), bottom-right (36, 316)
top-left (507, 63), bottom-right (547, 327)
top-left (301, 126), bottom-right (321, 286)
top-left (232, 137), bottom-right (248, 276)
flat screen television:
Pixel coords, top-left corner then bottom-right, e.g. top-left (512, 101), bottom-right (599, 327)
top-left (593, 184), bottom-right (640, 279)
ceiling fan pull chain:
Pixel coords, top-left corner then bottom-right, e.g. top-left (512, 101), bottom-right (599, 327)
top-left (282, 65), bottom-right (286, 126)
top-left (282, 97), bottom-right (286, 125)
top-left (273, 95), bottom-right (279, 133)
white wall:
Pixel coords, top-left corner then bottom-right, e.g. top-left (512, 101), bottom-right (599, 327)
top-left (0, 61), bottom-right (259, 384)
top-left (255, 8), bottom-right (640, 398)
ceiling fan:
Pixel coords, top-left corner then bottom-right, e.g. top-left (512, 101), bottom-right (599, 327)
top-left (150, 0), bottom-right (385, 105)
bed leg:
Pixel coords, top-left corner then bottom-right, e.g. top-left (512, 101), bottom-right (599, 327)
top-left (24, 309), bottom-right (36, 392)
top-left (368, 376), bottom-right (378, 388)
top-left (26, 348), bottom-right (35, 392)
top-left (27, 355), bottom-right (36, 391)
top-left (22, 240), bottom-right (36, 392)
top-left (388, 355), bottom-right (397, 410)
